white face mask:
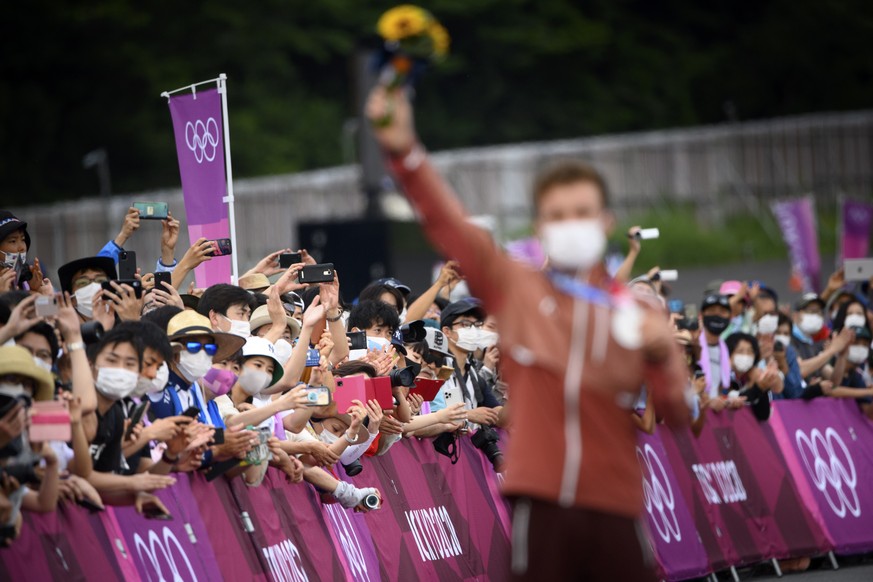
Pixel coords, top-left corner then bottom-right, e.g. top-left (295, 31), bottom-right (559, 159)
top-left (177, 350), bottom-right (213, 383)
top-left (477, 330), bottom-right (499, 350)
top-left (844, 314), bottom-right (866, 330)
top-left (732, 354), bottom-right (755, 374)
top-left (799, 313), bottom-right (823, 336)
top-left (540, 219), bottom-right (606, 272)
top-left (847, 345), bottom-right (870, 365)
top-left (0, 383), bottom-right (25, 398)
top-left (774, 334), bottom-right (791, 348)
top-left (756, 314), bottom-right (779, 335)
top-left (454, 327), bottom-right (482, 352)
top-left (320, 429), bottom-right (339, 445)
top-left (33, 357), bottom-right (53, 373)
top-left (238, 368), bottom-right (272, 395)
top-left (3, 251), bottom-right (26, 267)
top-left (74, 282), bottom-right (101, 319)
top-left (274, 339), bottom-right (293, 366)
top-left (134, 362), bottom-right (169, 397)
top-left (366, 336), bottom-right (390, 351)
top-left (221, 315), bottom-right (251, 339)
top-left (95, 367), bottom-right (139, 401)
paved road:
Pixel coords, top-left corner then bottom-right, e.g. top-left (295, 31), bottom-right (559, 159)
top-left (754, 564), bottom-right (873, 581)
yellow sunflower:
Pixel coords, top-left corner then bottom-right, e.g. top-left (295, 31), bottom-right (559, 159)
top-left (428, 23), bottom-right (450, 57)
top-left (377, 5), bottom-right (433, 41)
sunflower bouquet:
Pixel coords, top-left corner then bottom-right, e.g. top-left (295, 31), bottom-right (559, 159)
top-left (375, 5), bottom-right (450, 88)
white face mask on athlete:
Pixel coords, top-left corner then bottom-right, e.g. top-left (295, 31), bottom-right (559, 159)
top-left (221, 315), bottom-right (251, 339)
top-left (177, 350), bottom-right (213, 383)
top-left (238, 368), bottom-right (272, 396)
top-left (540, 219), bottom-right (606, 272)
top-left (95, 367), bottom-right (139, 401)
top-left (74, 282), bottom-right (101, 319)
top-left (847, 345), bottom-right (869, 365)
top-left (844, 314), bottom-right (866, 330)
top-left (732, 354), bottom-right (755, 374)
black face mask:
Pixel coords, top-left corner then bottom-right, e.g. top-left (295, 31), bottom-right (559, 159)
top-left (703, 315), bottom-right (730, 335)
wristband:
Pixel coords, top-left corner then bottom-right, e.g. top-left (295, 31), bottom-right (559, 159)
top-left (399, 144), bottom-right (426, 171)
top-left (67, 341), bottom-right (86, 353)
top-left (344, 430), bottom-right (359, 444)
top-left (162, 451), bottom-right (180, 465)
top-left (326, 309), bottom-right (343, 323)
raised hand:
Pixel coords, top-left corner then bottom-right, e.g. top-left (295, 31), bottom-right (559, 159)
top-left (365, 85), bottom-right (417, 155)
top-left (115, 207), bottom-right (141, 247)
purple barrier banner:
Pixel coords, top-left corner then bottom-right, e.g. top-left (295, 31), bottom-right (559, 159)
top-left (768, 400), bottom-right (873, 553)
top-left (168, 87), bottom-right (232, 287)
top-left (636, 431), bottom-right (710, 581)
top-left (110, 477), bottom-right (224, 581)
top-left (771, 196), bottom-right (821, 292)
top-left (840, 199), bottom-right (873, 261)
top-left (657, 408), bottom-right (828, 570)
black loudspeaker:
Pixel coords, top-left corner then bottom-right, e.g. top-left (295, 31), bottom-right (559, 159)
top-left (297, 220), bottom-right (440, 300)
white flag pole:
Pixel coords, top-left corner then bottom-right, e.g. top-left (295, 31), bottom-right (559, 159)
top-left (217, 73), bottom-right (240, 284)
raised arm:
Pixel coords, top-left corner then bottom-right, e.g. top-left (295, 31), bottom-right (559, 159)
top-left (366, 86), bottom-right (513, 310)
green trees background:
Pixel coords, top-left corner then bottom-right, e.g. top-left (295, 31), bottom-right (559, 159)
top-left (2, 0), bottom-right (871, 205)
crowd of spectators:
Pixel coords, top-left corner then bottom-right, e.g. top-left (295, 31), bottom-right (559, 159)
top-left (0, 172), bottom-right (870, 549)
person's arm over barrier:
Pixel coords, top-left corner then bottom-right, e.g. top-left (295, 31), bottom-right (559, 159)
top-left (641, 310), bottom-right (690, 427)
top-left (366, 86), bottom-right (513, 312)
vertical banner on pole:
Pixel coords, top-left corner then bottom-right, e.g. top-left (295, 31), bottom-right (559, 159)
top-left (840, 199), bottom-right (873, 262)
top-left (771, 196), bottom-right (821, 293)
top-left (167, 86), bottom-right (232, 287)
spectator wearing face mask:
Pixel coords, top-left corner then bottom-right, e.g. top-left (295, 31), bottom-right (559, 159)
top-left (831, 298), bottom-right (870, 334)
top-left (367, 85), bottom-right (688, 582)
top-left (762, 314), bottom-right (804, 399)
top-left (57, 257), bottom-right (117, 324)
top-left (698, 294), bottom-right (733, 405)
top-left (791, 293), bottom-right (854, 383)
top-left (347, 300), bottom-right (400, 349)
top-left (438, 298), bottom-right (502, 427)
top-left (197, 284), bottom-right (258, 339)
top-left (820, 326), bottom-right (873, 418)
top-left (147, 311), bottom-right (245, 421)
top-left (725, 332), bottom-right (780, 420)
top-left (0, 211), bottom-right (46, 293)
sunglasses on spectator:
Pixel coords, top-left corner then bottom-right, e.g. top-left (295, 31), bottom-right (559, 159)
top-left (184, 342), bottom-right (218, 356)
top-left (72, 275), bottom-right (109, 290)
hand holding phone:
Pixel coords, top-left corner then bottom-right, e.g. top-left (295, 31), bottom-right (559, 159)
top-left (298, 263), bottom-right (335, 284)
top-left (35, 295), bottom-right (59, 318)
top-left (279, 252), bottom-right (303, 269)
top-left (133, 202), bottom-right (169, 220)
top-left (205, 239), bottom-right (233, 257)
top-left (124, 401), bottom-right (150, 441)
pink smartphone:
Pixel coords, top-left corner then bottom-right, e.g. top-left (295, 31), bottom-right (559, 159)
top-left (367, 377), bottom-right (395, 410)
top-left (334, 376), bottom-right (368, 414)
top-left (30, 401), bottom-right (71, 442)
top-left (408, 378), bottom-right (445, 402)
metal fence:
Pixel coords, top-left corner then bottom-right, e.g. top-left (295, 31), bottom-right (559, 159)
top-left (11, 109), bottom-right (873, 278)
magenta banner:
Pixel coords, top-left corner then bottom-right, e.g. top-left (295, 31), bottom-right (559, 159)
top-left (168, 87), bottom-right (232, 287)
top-left (840, 199), bottom-right (873, 261)
top-left (771, 196), bottom-right (821, 292)
top-left (636, 431), bottom-right (710, 581)
top-left (768, 399), bottom-right (873, 553)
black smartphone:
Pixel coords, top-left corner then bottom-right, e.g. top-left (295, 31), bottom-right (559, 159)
top-left (298, 263), bottom-right (335, 284)
top-left (101, 279), bottom-right (143, 298)
top-left (154, 271), bottom-right (172, 291)
top-left (206, 238), bottom-right (233, 257)
top-left (278, 252), bottom-right (302, 269)
top-left (210, 427), bottom-right (225, 445)
top-left (773, 342), bottom-right (785, 353)
top-left (118, 251), bottom-right (137, 280)
top-left (181, 406), bottom-right (201, 419)
top-left (133, 202), bottom-right (169, 220)
top-left (143, 506), bottom-right (173, 520)
top-left (77, 497), bottom-right (105, 512)
top-left (124, 401), bottom-right (150, 441)
top-left (347, 331), bottom-right (367, 350)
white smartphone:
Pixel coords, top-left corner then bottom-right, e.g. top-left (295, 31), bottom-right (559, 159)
top-left (844, 258), bottom-right (873, 282)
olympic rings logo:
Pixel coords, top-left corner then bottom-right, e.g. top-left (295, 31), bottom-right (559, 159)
top-left (184, 118), bottom-right (219, 164)
top-left (795, 428), bottom-right (861, 519)
top-left (134, 526), bottom-right (199, 582)
top-left (637, 444), bottom-right (682, 543)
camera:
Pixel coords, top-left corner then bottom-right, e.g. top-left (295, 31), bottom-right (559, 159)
top-left (362, 493), bottom-right (381, 510)
top-left (0, 452), bottom-right (42, 485)
top-left (471, 426), bottom-right (503, 470)
top-left (342, 459), bottom-right (363, 476)
top-left (388, 365), bottom-right (416, 388)
top-left (80, 321), bottom-right (105, 345)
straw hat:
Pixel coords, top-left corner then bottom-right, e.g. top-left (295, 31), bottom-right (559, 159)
top-left (238, 273), bottom-right (271, 292)
top-left (166, 311), bottom-right (245, 362)
top-left (248, 304), bottom-right (301, 341)
top-left (0, 345), bottom-right (54, 401)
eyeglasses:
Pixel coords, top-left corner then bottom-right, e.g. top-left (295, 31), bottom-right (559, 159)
top-left (184, 342), bottom-right (218, 356)
top-left (452, 320), bottom-right (484, 329)
top-left (72, 275), bottom-right (109, 290)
